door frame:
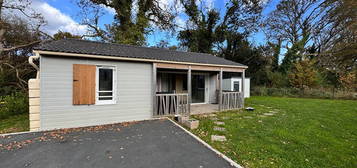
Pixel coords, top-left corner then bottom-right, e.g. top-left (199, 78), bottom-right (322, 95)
top-left (191, 72), bottom-right (209, 105)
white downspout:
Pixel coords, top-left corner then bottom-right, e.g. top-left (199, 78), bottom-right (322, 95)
top-left (28, 51), bottom-right (41, 131)
top-left (29, 52), bottom-right (40, 79)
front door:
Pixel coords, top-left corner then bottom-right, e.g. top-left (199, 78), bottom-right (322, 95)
top-left (192, 75), bottom-right (205, 103)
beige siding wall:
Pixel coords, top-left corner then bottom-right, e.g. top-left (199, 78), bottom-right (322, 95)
top-left (29, 79), bottom-right (40, 131)
top-left (40, 56), bottom-right (153, 130)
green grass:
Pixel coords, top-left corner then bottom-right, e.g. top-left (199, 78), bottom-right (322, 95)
top-left (0, 114), bottom-right (29, 134)
top-left (191, 96), bottom-right (357, 168)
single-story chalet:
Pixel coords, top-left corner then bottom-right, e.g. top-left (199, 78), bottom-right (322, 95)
top-left (28, 39), bottom-right (248, 131)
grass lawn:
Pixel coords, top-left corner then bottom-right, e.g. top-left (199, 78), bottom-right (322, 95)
top-left (0, 114), bottom-right (29, 134)
top-left (191, 96), bottom-right (357, 168)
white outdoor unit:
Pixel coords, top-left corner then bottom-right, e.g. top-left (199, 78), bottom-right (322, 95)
top-left (222, 77), bottom-right (250, 98)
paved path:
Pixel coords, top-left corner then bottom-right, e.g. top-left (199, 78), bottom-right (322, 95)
top-left (0, 119), bottom-right (234, 168)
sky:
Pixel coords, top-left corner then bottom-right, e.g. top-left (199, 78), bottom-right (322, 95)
top-left (17, 0), bottom-right (279, 47)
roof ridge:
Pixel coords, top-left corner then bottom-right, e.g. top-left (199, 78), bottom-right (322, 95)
top-left (62, 38), bottom-right (214, 57)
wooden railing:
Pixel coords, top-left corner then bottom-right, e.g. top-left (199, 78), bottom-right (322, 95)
top-left (155, 93), bottom-right (189, 116)
top-left (221, 91), bottom-right (243, 110)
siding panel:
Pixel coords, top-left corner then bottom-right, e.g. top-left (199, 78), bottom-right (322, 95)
top-left (40, 56), bottom-right (153, 130)
top-left (209, 73), bottom-right (218, 104)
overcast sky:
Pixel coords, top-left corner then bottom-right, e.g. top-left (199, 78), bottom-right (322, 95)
top-left (20, 0), bottom-right (278, 47)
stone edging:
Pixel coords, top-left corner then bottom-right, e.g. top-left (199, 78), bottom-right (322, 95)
top-left (0, 131), bottom-right (33, 137)
top-left (167, 118), bottom-right (243, 168)
top-left (0, 118), bottom-right (162, 137)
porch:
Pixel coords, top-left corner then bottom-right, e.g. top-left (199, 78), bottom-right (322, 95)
top-left (153, 63), bottom-right (246, 117)
top-left (191, 104), bottom-right (218, 114)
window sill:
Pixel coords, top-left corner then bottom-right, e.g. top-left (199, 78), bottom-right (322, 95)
top-left (95, 101), bottom-right (117, 105)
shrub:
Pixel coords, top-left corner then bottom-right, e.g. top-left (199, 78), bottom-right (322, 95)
top-left (0, 92), bottom-right (28, 119)
top-left (251, 86), bottom-right (357, 100)
top-left (288, 59), bottom-right (318, 88)
top-left (339, 72), bottom-right (357, 91)
top-left (266, 71), bottom-right (289, 88)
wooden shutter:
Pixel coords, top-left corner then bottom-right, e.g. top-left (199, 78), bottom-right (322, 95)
top-left (73, 64), bottom-right (96, 105)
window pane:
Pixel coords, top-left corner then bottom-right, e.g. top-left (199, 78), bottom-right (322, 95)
top-left (99, 92), bottom-right (112, 96)
top-left (183, 76), bottom-right (187, 90)
top-left (99, 97), bottom-right (113, 100)
top-left (99, 68), bottom-right (113, 91)
top-left (233, 81), bottom-right (240, 91)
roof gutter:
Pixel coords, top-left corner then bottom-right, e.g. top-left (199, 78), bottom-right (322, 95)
top-left (33, 50), bottom-right (248, 69)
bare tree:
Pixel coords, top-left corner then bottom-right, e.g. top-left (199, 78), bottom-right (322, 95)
top-left (0, 0), bottom-right (48, 93)
top-left (264, 0), bottom-right (332, 49)
top-left (317, 0), bottom-right (357, 72)
top-left (76, 0), bottom-right (111, 41)
top-left (0, 0), bottom-right (46, 54)
top-left (264, 0), bottom-right (356, 73)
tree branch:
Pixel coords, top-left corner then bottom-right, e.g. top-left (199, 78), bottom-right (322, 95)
top-left (2, 63), bottom-right (28, 90)
top-left (1, 40), bottom-right (41, 52)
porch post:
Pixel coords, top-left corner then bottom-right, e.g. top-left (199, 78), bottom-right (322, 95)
top-left (218, 68), bottom-right (223, 111)
top-left (241, 69), bottom-right (245, 108)
top-left (152, 63), bottom-right (157, 116)
top-left (187, 66), bottom-right (192, 114)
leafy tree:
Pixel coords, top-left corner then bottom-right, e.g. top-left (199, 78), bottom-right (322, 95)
top-left (220, 33), bottom-right (269, 78)
top-left (288, 59), bottom-right (318, 88)
top-left (77, 0), bottom-right (175, 45)
top-left (53, 31), bottom-right (82, 40)
top-left (178, 0), bottom-right (264, 53)
top-left (220, 35), bottom-right (271, 86)
top-left (280, 33), bottom-right (309, 73)
top-left (178, 8), bottom-right (220, 53)
top-left (177, 0), bottom-right (267, 85)
top-left (266, 71), bottom-right (289, 88)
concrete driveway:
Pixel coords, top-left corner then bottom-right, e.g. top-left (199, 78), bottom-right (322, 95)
top-left (0, 119), bottom-right (235, 168)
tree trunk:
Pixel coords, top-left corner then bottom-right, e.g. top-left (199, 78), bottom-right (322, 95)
top-left (0, 0), bottom-right (3, 16)
top-left (0, 0), bottom-right (5, 54)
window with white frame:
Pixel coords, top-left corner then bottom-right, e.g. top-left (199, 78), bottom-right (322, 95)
top-left (96, 66), bottom-right (116, 104)
top-left (233, 81), bottom-right (240, 92)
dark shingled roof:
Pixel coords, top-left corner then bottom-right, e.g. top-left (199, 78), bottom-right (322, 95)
top-left (34, 39), bottom-right (246, 67)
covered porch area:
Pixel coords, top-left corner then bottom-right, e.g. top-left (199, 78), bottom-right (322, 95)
top-left (191, 104), bottom-right (219, 114)
top-left (152, 62), bottom-right (246, 117)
